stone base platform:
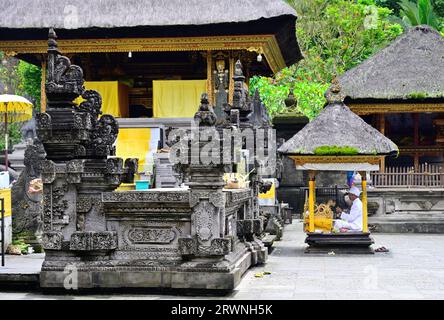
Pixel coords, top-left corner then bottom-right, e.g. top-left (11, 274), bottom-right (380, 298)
top-left (38, 245), bottom-right (265, 290)
top-left (304, 232), bottom-right (374, 254)
top-left (40, 252), bottom-right (253, 290)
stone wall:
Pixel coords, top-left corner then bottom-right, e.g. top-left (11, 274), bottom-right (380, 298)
top-left (368, 188), bottom-right (444, 233)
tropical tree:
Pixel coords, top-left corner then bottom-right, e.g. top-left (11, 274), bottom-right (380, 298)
top-left (0, 53), bottom-right (42, 150)
top-left (16, 60), bottom-right (42, 111)
top-left (250, 0), bottom-right (402, 119)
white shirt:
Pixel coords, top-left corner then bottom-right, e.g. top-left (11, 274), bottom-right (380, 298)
top-left (340, 198), bottom-right (363, 231)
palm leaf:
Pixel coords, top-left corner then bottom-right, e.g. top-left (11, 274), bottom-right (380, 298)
top-left (399, 0), bottom-right (421, 26)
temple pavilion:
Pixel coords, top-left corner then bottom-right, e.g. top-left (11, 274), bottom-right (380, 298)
top-left (278, 81), bottom-right (398, 252)
top-left (0, 0), bottom-right (301, 173)
top-left (338, 25), bottom-right (444, 187)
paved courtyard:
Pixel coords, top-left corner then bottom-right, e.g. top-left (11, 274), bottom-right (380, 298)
top-left (1, 221), bottom-right (444, 299)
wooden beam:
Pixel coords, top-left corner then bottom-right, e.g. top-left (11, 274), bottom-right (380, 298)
top-left (349, 102), bottom-right (444, 115)
top-left (414, 113), bottom-right (420, 146)
top-left (0, 34), bottom-right (286, 74)
top-left (379, 114), bottom-right (386, 172)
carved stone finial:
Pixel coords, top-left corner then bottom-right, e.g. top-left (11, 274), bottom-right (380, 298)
top-left (325, 77), bottom-right (346, 104)
top-left (48, 28), bottom-right (58, 53)
top-left (45, 28), bottom-right (84, 102)
top-left (194, 93), bottom-right (217, 126)
top-left (231, 60), bottom-right (251, 117)
top-left (233, 60), bottom-right (245, 81)
top-left (285, 89), bottom-right (296, 107)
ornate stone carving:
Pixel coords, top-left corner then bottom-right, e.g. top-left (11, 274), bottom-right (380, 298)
top-left (193, 201), bottom-right (215, 242)
top-left (91, 114), bottom-right (119, 156)
top-left (66, 160), bottom-right (84, 184)
top-left (36, 113), bottom-right (52, 130)
top-left (76, 194), bottom-right (93, 213)
top-left (128, 227), bottom-right (177, 244)
top-left (122, 158), bottom-right (138, 183)
top-left (45, 28), bottom-right (84, 101)
top-left (207, 238), bottom-right (231, 256)
top-left (102, 191), bottom-right (189, 203)
top-left (194, 93), bottom-right (217, 126)
top-left (325, 77), bottom-right (346, 104)
top-left (42, 231), bottom-right (63, 250)
top-left (41, 160), bottom-right (56, 184)
top-left (78, 90), bottom-right (102, 119)
top-left (23, 140), bottom-right (46, 178)
top-left (178, 237), bottom-right (198, 256)
top-left (70, 231), bottom-right (117, 251)
top-left (92, 232), bottom-right (118, 250)
top-left (247, 89), bottom-right (271, 128)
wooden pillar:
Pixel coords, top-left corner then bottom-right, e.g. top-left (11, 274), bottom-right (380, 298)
top-left (206, 50), bottom-right (213, 104)
top-left (414, 113), bottom-right (420, 171)
top-left (414, 113), bottom-right (419, 145)
top-left (414, 153), bottom-right (420, 171)
top-left (379, 114), bottom-right (386, 172)
top-left (228, 55), bottom-right (235, 105)
top-left (360, 171), bottom-right (368, 233)
top-left (308, 170), bottom-right (316, 233)
top-left (40, 58), bottom-right (47, 112)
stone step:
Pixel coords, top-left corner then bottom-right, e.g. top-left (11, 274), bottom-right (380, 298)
top-left (0, 273), bottom-right (40, 290)
top-left (369, 215), bottom-right (444, 233)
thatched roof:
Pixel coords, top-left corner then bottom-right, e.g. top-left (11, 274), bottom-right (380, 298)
top-left (1, 0), bottom-right (295, 29)
top-left (278, 92), bottom-right (399, 156)
top-left (0, 0), bottom-right (301, 66)
top-left (338, 25), bottom-right (444, 101)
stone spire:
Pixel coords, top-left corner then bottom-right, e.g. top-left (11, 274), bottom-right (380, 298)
top-left (325, 77), bottom-right (346, 104)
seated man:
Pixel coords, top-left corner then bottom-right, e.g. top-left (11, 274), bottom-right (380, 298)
top-left (333, 186), bottom-right (362, 232)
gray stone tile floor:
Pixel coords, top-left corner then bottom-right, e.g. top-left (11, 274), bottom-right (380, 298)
top-left (1, 220), bottom-right (444, 299)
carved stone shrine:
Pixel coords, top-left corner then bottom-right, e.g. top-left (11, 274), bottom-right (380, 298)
top-left (38, 29), bottom-right (268, 290)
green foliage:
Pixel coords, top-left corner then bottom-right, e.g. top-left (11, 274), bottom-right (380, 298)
top-left (376, 0), bottom-right (403, 13)
top-left (407, 91), bottom-right (428, 98)
top-left (250, 0), bottom-right (402, 120)
top-left (396, 0), bottom-right (441, 29)
top-left (0, 52), bottom-right (20, 94)
top-left (432, 0), bottom-right (444, 16)
top-left (0, 123), bottom-right (22, 151)
top-left (11, 238), bottom-right (30, 254)
top-left (0, 54), bottom-right (41, 150)
top-left (313, 146), bottom-right (360, 155)
top-left (16, 60), bottom-right (41, 111)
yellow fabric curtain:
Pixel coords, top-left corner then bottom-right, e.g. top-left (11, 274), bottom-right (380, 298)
top-left (115, 128), bottom-right (152, 172)
top-left (153, 80), bottom-right (206, 118)
top-left (0, 189), bottom-right (12, 217)
top-left (76, 81), bottom-right (129, 118)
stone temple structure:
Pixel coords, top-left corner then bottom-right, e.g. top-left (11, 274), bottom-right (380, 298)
top-left (38, 29), bottom-right (269, 290)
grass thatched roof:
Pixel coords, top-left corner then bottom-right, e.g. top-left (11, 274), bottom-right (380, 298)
top-left (1, 0), bottom-right (296, 29)
top-left (278, 85), bottom-right (399, 156)
top-left (338, 25), bottom-right (444, 101)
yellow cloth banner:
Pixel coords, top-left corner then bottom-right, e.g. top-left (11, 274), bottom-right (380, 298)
top-left (75, 81), bottom-right (129, 118)
top-left (0, 189), bottom-right (12, 217)
top-left (115, 128), bottom-right (151, 172)
top-left (153, 80), bottom-right (206, 118)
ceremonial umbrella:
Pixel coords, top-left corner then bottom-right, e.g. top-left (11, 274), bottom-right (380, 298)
top-left (0, 94), bottom-right (33, 170)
